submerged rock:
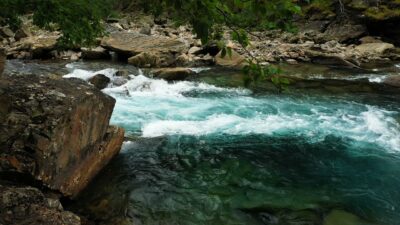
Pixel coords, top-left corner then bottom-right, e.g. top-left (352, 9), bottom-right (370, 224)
top-left (0, 75), bottom-right (124, 197)
top-left (323, 210), bottom-right (370, 225)
top-left (89, 74), bottom-right (111, 90)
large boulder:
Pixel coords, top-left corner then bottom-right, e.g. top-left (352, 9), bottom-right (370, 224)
top-left (0, 75), bottom-right (124, 197)
top-left (101, 32), bottom-right (188, 67)
top-left (0, 185), bottom-right (81, 225)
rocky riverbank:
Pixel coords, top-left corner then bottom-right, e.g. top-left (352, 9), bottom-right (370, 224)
top-left (1, 2), bottom-right (400, 70)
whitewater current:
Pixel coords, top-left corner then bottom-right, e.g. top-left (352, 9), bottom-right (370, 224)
top-left (64, 64), bottom-right (400, 153)
top-left (63, 62), bottom-right (400, 225)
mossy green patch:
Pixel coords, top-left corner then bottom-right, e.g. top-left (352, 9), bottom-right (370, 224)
top-left (365, 5), bottom-right (400, 21)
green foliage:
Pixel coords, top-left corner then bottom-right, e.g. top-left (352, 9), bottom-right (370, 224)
top-left (134, 0), bottom-right (301, 45)
top-left (0, 0), bottom-right (113, 48)
top-left (243, 61), bottom-right (290, 91)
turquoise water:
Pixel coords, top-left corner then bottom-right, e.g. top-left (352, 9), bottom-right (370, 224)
top-left (64, 65), bottom-right (400, 225)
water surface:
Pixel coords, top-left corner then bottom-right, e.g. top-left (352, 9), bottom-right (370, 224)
top-left (61, 62), bottom-right (400, 225)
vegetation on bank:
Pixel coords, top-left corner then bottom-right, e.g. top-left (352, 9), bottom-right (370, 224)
top-left (0, 0), bottom-right (305, 86)
top-left (1, 0), bottom-right (398, 86)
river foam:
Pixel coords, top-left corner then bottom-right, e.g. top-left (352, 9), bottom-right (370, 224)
top-left (63, 65), bottom-right (400, 152)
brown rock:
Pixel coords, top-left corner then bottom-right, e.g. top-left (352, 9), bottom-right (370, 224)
top-left (89, 74), bottom-right (111, 90)
top-left (0, 185), bottom-right (81, 225)
top-left (0, 75), bottom-right (124, 197)
top-left (152, 68), bottom-right (193, 81)
top-left (384, 76), bottom-right (400, 87)
top-left (102, 32), bottom-right (186, 52)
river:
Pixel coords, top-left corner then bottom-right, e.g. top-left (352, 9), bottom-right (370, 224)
top-left (7, 60), bottom-right (400, 225)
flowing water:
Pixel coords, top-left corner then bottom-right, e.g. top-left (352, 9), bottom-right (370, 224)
top-left (7, 60), bottom-right (400, 225)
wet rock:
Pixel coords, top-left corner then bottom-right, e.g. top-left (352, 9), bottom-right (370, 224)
top-left (215, 49), bottom-right (246, 69)
top-left (89, 74), bottom-right (111, 90)
top-left (0, 185), bottom-right (81, 225)
top-left (115, 70), bottom-right (129, 78)
top-left (0, 75), bottom-right (124, 197)
top-left (101, 32), bottom-right (187, 67)
top-left (81, 46), bottom-right (110, 60)
top-left (152, 68), bottom-right (193, 81)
